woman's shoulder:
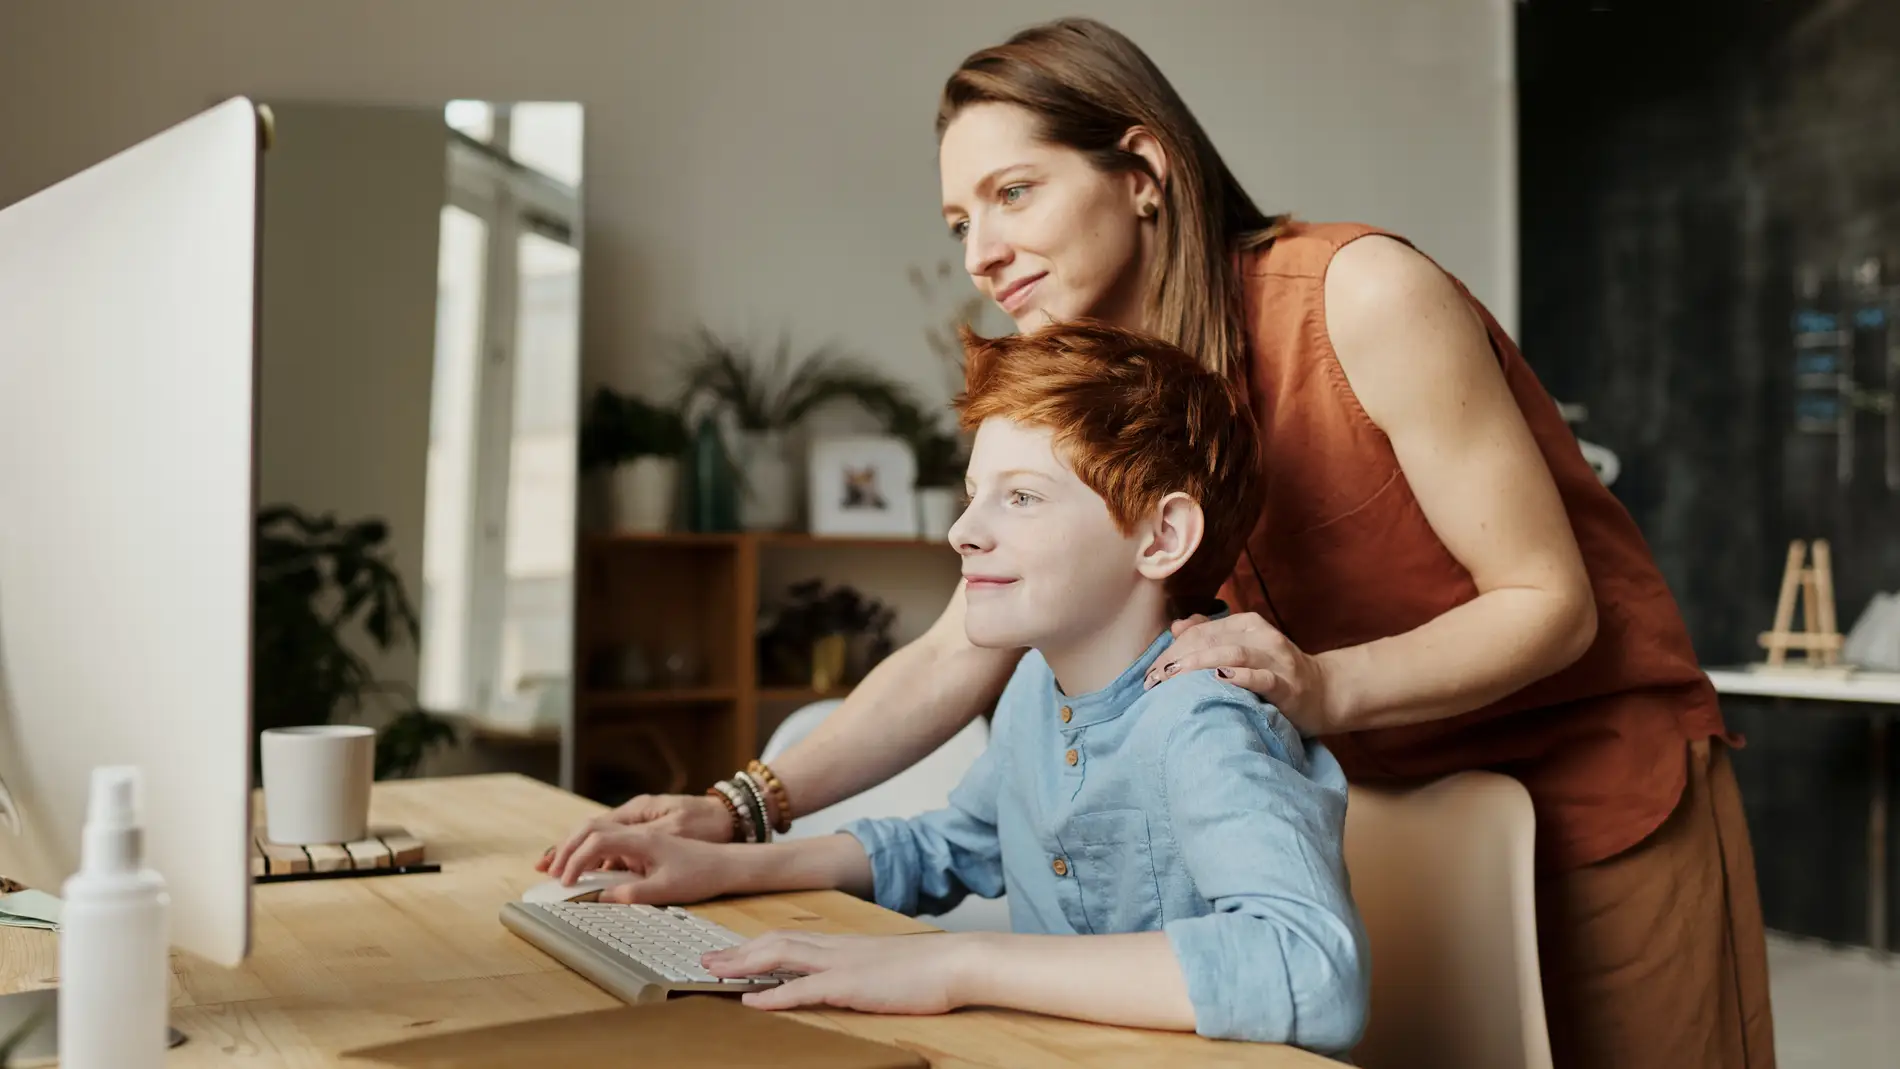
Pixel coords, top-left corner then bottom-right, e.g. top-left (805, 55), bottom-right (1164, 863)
top-left (1241, 219), bottom-right (1410, 281)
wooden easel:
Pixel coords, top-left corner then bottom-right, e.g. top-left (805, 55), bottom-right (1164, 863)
top-left (1758, 538), bottom-right (1844, 668)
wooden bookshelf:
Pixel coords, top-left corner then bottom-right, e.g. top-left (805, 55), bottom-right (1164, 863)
top-left (571, 530), bottom-right (953, 802)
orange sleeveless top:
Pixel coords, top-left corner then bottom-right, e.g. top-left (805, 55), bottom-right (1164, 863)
top-left (1222, 221), bottom-right (1731, 872)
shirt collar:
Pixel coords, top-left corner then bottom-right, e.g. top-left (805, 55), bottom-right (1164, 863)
top-left (1040, 601), bottom-right (1232, 730)
top-left (1043, 627), bottom-right (1176, 730)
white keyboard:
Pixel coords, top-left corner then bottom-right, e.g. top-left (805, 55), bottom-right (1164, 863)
top-left (499, 900), bottom-right (800, 1005)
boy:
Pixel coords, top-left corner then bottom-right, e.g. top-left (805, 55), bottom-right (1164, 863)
top-left (550, 322), bottom-right (1369, 1052)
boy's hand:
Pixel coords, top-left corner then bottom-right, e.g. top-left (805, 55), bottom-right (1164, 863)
top-left (546, 824), bottom-right (739, 905)
top-left (704, 931), bottom-right (977, 1014)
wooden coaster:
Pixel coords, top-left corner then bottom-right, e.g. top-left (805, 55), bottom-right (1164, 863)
top-left (252, 824), bottom-right (432, 880)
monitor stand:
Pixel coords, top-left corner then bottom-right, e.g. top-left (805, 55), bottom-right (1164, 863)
top-left (0, 988), bottom-right (187, 1066)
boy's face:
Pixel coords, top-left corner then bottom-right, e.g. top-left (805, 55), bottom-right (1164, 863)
top-left (949, 418), bottom-right (1146, 651)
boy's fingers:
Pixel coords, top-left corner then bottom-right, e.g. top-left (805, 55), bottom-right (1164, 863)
top-left (742, 974), bottom-right (828, 1011)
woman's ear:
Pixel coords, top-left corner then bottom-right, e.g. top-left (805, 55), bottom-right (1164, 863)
top-left (1135, 492), bottom-right (1204, 582)
top-left (1118, 126), bottom-right (1169, 217)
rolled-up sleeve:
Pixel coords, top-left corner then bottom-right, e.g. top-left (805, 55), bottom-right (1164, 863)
top-left (1160, 696), bottom-right (1369, 1052)
top-left (840, 737), bottom-right (1006, 917)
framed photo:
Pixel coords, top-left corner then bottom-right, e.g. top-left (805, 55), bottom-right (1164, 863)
top-left (807, 435), bottom-right (918, 538)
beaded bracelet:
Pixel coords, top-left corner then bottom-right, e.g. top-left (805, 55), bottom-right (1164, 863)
top-left (746, 760), bottom-right (794, 834)
top-left (709, 780), bottom-right (757, 843)
top-left (704, 785), bottom-right (745, 842)
top-left (730, 773), bottom-right (772, 844)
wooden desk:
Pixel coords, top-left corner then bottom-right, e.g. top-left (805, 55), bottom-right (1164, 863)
top-left (0, 774), bottom-right (1330, 1067)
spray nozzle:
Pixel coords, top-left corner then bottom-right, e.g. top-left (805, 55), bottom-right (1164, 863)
top-left (87, 767), bottom-right (139, 831)
top-left (78, 766), bottom-right (143, 875)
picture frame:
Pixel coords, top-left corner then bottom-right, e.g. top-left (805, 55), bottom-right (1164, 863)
top-left (806, 435), bottom-right (918, 538)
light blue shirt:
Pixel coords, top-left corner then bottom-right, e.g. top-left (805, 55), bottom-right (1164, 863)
top-left (843, 627), bottom-right (1370, 1053)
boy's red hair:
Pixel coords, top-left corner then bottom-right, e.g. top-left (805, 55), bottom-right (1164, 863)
top-left (955, 321), bottom-right (1261, 607)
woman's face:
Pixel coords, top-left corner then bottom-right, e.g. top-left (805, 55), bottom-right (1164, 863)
top-left (939, 103), bottom-right (1155, 332)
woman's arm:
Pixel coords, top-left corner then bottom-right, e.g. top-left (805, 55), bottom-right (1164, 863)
top-left (547, 582), bottom-right (1023, 849)
top-left (771, 580), bottom-right (1022, 815)
top-left (1155, 237), bottom-right (1597, 736)
top-left (1312, 236), bottom-right (1597, 732)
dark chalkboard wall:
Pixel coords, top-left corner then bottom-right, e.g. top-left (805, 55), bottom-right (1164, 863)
top-left (1518, 0), bottom-right (1900, 945)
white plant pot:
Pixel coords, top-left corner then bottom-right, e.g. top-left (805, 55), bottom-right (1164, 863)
top-left (736, 430), bottom-right (796, 531)
top-left (916, 486), bottom-right (960, 541)
top-left (609, 457), bottom-right (679, 533)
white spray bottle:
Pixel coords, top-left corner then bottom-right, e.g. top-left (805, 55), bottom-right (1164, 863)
top-left (58, 766), bottom-right (170, 1069)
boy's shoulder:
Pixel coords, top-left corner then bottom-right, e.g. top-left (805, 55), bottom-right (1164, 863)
top-left (1139, 669), bottom-right (1310, 773)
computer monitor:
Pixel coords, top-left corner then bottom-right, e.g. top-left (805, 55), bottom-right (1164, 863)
top-left (0, 96), bottom-right (263, 970)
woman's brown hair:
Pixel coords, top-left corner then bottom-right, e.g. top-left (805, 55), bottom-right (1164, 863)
top-left (938, 17), bottom-right (1285, 378)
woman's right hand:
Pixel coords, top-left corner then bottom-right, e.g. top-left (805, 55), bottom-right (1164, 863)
top-left (605, 792), bottom-right (738, 842)
top-left (544, 823), bottom-right (742, 905)
top-left (536, 794), bottom-right (734, 878)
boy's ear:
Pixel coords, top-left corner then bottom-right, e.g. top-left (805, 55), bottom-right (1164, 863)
top-left (1135, 492), bottom-right (1204, 582)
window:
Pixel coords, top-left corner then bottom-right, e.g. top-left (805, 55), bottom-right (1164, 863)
top-left (500, 231), bottom-right (580, 693)
top-left (417, 103), bottom-right (582, 716)
top-left (419, 205), bottom-right (487, 712)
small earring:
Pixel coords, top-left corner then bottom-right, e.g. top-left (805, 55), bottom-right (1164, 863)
top-left (1140, 202), bottom-right (1158, 219)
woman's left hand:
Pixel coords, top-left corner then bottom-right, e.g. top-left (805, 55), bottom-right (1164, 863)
top-left (703, 931), bottom-right (972, 1014)
top-left (1145, 612), bottom-right (1338, 735)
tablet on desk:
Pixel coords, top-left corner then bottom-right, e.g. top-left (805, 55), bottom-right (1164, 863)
top-left (339, 996), bottom-right (925, 1069)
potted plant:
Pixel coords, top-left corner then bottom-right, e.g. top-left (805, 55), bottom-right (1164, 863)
top-left (757, 579), bottom-right (896, 691)
top-left (902, 259), bottom-right (984, 537)
top-left (253, 505), bottom-right (458, 780)
top-left (874, 393), bottom-right (967, 539)
top-left (676, 329), bottom-right (910, 531)
top-left (579, 387), bottom-right (690, 533)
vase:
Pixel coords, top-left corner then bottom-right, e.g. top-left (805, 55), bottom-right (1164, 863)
top-left (811, 634), bottom-right (849, 692)
top-left (688, 417), bottom-right (741, 533)
top-left (915, 486), bottom-right (960, 541)
top-left (735, 429), bottom-right (796, 531)
top-left (609, 457), bottom-right (678, 533)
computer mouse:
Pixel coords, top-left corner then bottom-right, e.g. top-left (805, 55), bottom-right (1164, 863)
top-left (521, 869), bottom-right (641, 904)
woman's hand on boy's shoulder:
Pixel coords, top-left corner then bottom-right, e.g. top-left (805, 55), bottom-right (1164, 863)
top-left (1145, 612), bottom-right (1338, 735)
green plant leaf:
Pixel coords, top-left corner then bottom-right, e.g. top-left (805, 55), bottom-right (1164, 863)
top-left (374, 708), bottom-right (460, 779)
top-left (364, 601), bottom-right (391, 649)
top-left (252, 504), bottom-right (455, 780)
top-left (579, 385), bottom-right (689, 470)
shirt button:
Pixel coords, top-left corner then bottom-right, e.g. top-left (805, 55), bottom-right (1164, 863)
top-left (1064, 749), bottom-right (1079, 766)
top-left (1052, 857), bottom-right (1069, 877)
top-left (1060, 706), bottom-right (1073, 723)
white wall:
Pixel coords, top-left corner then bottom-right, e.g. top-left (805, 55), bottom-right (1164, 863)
top-left (257, 102), bottom-right (446, 693)
top-left (0, 0), bottom-right (1514, 771)
top-left (0, 0), bottom-right (1517, 411)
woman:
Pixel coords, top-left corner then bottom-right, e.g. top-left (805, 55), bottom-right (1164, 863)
top-left (551, 18), bottom-right (1771, 1069)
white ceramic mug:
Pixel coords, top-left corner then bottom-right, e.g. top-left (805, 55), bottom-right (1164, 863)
top-left (260, 725), bottom-right (374, 845)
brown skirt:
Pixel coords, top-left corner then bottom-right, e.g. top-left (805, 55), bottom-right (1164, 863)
top-left (1535, 738), bottom-right (1776, 1069)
